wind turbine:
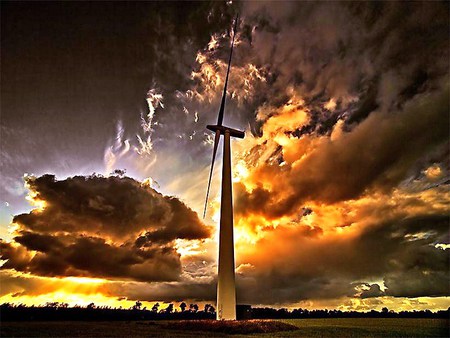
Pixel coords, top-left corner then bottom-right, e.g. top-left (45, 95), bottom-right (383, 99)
top-left (203, 15), bottom-right (243, 321)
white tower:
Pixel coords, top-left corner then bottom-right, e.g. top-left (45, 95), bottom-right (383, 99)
top-left (203, 15), bottom-right (243, 320)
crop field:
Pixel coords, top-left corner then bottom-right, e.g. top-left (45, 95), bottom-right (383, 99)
top-left (1, 318), bottom-right (449, 337)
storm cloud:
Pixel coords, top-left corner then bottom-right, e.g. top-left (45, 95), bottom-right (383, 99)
top-left (1, 174), bottom-right (210, 282)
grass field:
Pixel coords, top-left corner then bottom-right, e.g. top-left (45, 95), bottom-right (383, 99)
top-left (280, 318), bottom-right (449, 337)
top-left (1, 318), bottom-right (449, 337)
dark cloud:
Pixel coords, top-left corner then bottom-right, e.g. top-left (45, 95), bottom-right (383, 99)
top-left (359, 284), bottom-right (384, 299)
top-left (2, 235), bottom-right (181, 282)
top-left (135, 197), bottom-right (211, 245)
top-left (0, 241), bottom-right (31, 272)
top-left (242, 2), bottom-right (448, 122)
top-left (230, 214), bottom-right (449, 304)
top-left (384, 270), bottom-right (449, 298)
top-left (14, 174), bottom-right (209, 241)
top-left (1, 174), bottom-right (210, 282)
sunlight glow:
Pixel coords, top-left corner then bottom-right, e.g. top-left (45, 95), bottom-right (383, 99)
top-left (174, 239), bottom-right (207, 257)
top-left (64, 277), bottom-right (106, 285)
top-left (23, 175), bottom-right (48, 213)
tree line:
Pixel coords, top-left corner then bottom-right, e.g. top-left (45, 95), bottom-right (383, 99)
top-left (1, 302), bottom-right (448, 321)
top-left (250, 306), bottom-right (449, 319)
top-left (0, 302), bottom-right (215, 321)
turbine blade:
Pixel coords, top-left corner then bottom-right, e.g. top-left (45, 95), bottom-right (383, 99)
top-left (217, 14), bottom-right (239, 126)
top-left (203, 129), bottom-right (221, 218)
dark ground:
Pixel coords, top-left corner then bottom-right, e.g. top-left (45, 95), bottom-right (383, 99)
top-left (1, 318), bottom-right (449, 337)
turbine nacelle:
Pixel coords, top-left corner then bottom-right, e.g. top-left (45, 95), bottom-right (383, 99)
top-left (206, 124), bottom-right (245, 139)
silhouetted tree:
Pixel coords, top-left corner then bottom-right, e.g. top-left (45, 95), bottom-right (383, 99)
top-left (189, 303), bottom-right (198, 312)
top-left (164, 303), bottom-right (173, 313)
top-left (151, 303), bottom-right (159, 313)
top-left (45, 302), bottom-right (59, 308)
top-left (132, 301), bottom-right (142, 310)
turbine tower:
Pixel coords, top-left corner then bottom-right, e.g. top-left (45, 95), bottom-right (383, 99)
top-left (203, 15), bottom-right (243, 321)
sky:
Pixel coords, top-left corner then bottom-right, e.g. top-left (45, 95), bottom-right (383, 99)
top-left (1, 1), bottom-right (449, 312)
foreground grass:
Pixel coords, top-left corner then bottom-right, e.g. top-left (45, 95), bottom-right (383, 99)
top-left (2, 321), bottom-right (201, 338)
top-left (1, 318), bottom-right (449, 337)
top-left (275, 318), bottom-right (450, 337)
top-left (161, 320), bottom-right (297, 334)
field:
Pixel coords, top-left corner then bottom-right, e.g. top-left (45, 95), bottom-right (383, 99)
top-left (1, 318), bottom-right (449, 337)
top-left (281, 318), bottom-right (450, 337)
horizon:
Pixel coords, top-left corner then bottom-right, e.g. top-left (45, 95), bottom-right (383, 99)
top-left (1, 1), bottom-right (449, 313)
